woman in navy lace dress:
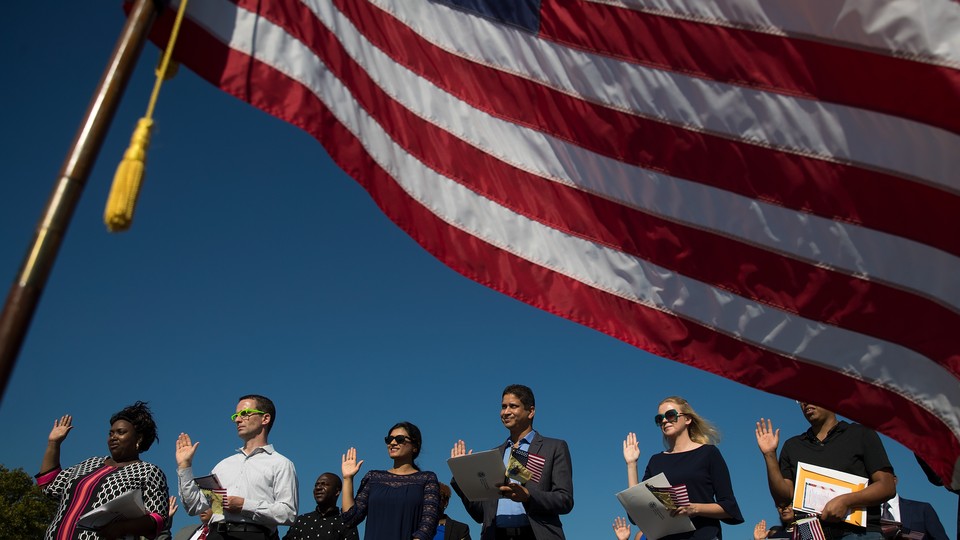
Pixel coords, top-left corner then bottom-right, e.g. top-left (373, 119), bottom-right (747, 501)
top-left (341, 421), bottom-right (440, 539)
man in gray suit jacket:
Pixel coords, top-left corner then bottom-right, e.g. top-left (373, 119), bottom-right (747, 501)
top-left (451, 384), bottom-right (574, 540)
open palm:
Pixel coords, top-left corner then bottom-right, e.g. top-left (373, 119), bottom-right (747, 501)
top-left (341, 447), bottom-right (364, 479)
top-left (48, 415), bottom-right (73, 443)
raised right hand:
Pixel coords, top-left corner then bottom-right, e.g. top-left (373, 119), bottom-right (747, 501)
top-left (450, 440), bottom-right (473, 459)
top-left (175, 433), bottom-right (199, 468)
top-left (341, 447), bottom-right (364, 479)
top-left (622, 432), bottom-right (640, 464)
top-left (48, 415), bottom-right (73, 444)
top-left (612, 516), bottom-right (632, 540)
top-left (755, 418), bottom-right (780, 456)
top-left (754, 519), bottom-right (769, 540)
top-left (167, 496), bottom-right (178, 521)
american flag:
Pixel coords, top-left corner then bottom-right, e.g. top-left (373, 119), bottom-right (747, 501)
top-left (510, 447), bottom-right (546, 484)
top-left (141, 0), bottom-right (960, 487)
top-left (792, 517), bottom-right (825, 540)
top-left (646, 483), bottom-right (690, 509)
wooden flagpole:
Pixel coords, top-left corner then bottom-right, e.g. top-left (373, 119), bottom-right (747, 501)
top-left (0, 0), bottom-right (159, 404)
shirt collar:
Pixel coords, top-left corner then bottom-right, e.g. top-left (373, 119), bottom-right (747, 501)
top-left (508, 430), bottom-right (537, 447)
top-left (316, 505), bottom-right (340, 518)
top-left (237, 443), bottom-right (275, 456)
top-left (801, 420), bottom-right (848, 443)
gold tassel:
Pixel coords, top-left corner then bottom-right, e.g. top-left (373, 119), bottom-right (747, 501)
top-left (103, 0), bottom-right (190, 232)
top-left (104, 118), bottom-right (153, 232)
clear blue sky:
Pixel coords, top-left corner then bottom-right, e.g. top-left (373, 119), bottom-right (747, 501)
top-left (1, 4), bottom-right (955, 539)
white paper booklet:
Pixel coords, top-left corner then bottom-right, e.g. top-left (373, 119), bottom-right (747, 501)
top-left (616, 473), bottom-right (695, 540)
top-left (77, 489), bottom-right (145, 530)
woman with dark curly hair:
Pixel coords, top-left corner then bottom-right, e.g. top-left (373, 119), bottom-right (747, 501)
top-left (37, 401), bottom-right (170, 540)
top-left (340, 421), bottom-right (440, 539)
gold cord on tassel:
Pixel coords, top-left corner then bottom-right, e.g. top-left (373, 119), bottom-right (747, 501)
top-left (104, 0), bottom-right (190, 232)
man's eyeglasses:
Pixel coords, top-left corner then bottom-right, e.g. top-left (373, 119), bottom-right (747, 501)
top-left (384, 435), bottom-right (414, 445)
top-left (231, 408), bottom-right (267, 422)
top-left (654, 409), bottom-right (685, 426)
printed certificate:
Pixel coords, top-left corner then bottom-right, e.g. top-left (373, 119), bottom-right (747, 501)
top-left (793, 462), bottom-right (868, 527)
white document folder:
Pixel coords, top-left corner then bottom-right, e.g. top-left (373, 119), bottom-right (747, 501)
top-left (616, 473), bottom-right (695, 540)
top-left (447, 449), bottom-right (507, 501)
top-left (77, 488), bottom-right (146, 530)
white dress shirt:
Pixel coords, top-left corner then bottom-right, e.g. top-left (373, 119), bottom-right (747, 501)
top-left (883, 494), bottom-right (901, 522)
top-left (178, 444), bottom-right (299, 532)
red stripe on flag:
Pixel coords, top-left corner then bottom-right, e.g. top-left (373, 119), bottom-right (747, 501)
top-left (142, 0), bottom-right (960, 488)
top-left (538, 0), bottom-right (960, 134)
top-left (205, 46), bottom-right (960, 485)
top-left (316, 80), bottom-right (960, 490)
top-left (234, 0), bottom-right (960, 373)
top-left (527, 452), bottom-right (545, 479)
top-left (514, 449), bottom-right (544, 483)
top-left (324, 0), bottom-right (960, 259)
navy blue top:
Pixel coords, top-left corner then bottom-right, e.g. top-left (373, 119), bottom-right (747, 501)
top-left (643, 444), bottom-right (743, 540)
top-left (341, 470), bottom-right (440, 540)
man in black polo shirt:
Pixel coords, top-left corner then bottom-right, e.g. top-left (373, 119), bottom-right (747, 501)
top-left (755, 402), bottom-right (896, 539)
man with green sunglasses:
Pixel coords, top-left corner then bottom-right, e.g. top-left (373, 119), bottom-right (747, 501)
top-left (176, 394), bottom-right (299, 539)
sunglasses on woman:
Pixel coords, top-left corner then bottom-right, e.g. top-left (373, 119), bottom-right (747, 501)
top-left (654, 409), bottom-right (685, 426)
top-left (384, 435), bottom-right (414, 445)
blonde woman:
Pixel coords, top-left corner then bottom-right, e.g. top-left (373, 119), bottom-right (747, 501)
top-left (623, 396), bottom-right (742, 540)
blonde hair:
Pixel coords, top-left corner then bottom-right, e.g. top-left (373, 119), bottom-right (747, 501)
top-left (660, 396), bottom-right (721, 446)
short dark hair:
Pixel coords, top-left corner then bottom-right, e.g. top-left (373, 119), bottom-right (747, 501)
top-left (239, 394), bottom-right (276, 433)
top-left (110, 401), bottom-right (159, 452)
top-left (389, 421), bottom-right (423, 469)
top-left (438, 482), bottom-right (452, 510)
top-left (317, 472), bottom-right (342, 493)
top-left (502, 384), bottom-right (535, 409)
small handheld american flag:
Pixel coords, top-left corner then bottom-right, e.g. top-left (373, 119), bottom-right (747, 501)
top-left (508, 448), bottom-right (546, 484)
top-left (792, 517), bottom-right (825, 540)
top-left (645, 484), bottom-right (690, 510)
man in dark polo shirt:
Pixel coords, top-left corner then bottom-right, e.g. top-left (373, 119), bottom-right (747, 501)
top-left (755, 402), bottom-right (896, 539)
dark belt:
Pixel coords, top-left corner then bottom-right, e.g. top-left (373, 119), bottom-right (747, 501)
top-left (495, 526), bottom-right (535, 540)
